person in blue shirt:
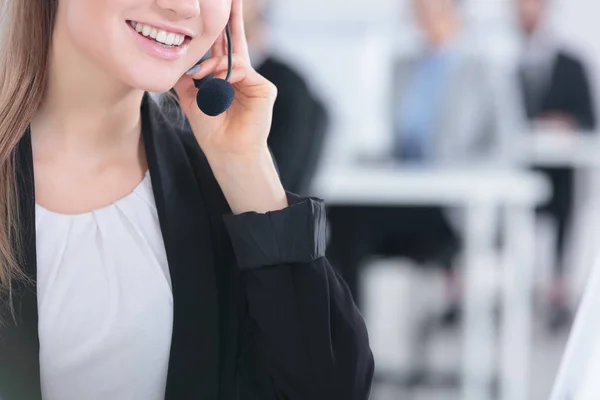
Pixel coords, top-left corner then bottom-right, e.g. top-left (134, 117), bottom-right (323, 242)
top-left (328, 0), bottom-right (498, 329)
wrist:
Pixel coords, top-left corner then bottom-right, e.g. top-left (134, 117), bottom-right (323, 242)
top-left (205, 147), bottom-right (288, 215)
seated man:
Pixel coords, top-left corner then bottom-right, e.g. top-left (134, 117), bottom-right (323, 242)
top-left (327, 0), bottom-right (498, 324)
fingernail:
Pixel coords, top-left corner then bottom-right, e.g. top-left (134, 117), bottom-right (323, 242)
top-left (186, 64), bottom-right (201, 75)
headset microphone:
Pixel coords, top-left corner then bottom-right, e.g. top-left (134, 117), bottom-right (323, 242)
top-left (193, 24), bottom-right (235, 117)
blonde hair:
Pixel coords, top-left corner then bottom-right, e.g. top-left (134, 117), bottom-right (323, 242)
top-left (0, 0), bottom-right (58, 302)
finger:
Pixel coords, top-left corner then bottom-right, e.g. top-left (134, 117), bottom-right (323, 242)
top-left (213, 65), bottom-right (248, 84)
top-left (176, 54), bottom-right (275, 110)
top-left (212, 65), bottom-right (277, 103)
top-left (172, 66), bottom-right (260, 118)
top-left (187, 53), bottom-right (262, 86)
top-left (210, 30), bottom-right (227, 58)
top-left (174, 54), bottom-right (249, 109)
top-left (228, 0), bottom-right (251, 62)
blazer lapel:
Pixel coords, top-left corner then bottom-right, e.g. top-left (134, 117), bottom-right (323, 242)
top-left (142, 95), bottom-right (221, 400)
top-left (0, 129), bottom-right (42, 399)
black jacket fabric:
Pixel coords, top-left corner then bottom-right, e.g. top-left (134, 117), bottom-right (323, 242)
top-left (0, 94), bottom-right (374, 400)
top-left (258, 56), bottom-right (329, 196)
top-left (519, 50), bottom-right (596, 130)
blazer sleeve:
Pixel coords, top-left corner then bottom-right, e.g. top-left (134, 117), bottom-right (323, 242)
top-left (546, 54), bottom-right (597, 131)
top-left (568, 58), bottom-right (596, 130)
top-left (222, 193), bottom-right (375, 400)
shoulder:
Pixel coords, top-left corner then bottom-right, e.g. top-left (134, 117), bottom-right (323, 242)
top-left (392, 56), bottom-right (418, 76)
top-left (257, 56), bottom-right (310, 92)
top-left (555, 50), bottom-right (588, 73)
top-left (453, 52), bottom-right (493, 93)
top-left (454, 43), bottom-right (488, 73)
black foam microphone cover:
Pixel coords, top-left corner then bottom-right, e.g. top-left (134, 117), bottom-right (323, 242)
top-left (193, 24), bottom-right (234, 117)
top-left (195, 78), bottom-right (235, 117)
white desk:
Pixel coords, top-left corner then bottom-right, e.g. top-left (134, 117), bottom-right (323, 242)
top-left (509, 131), bottom-right (600, 168)
top-left (312, 165), bottom-right (550, 400)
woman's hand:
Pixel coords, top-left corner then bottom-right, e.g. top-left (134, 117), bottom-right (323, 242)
top-left (172, 0), bottom-right (287, 215)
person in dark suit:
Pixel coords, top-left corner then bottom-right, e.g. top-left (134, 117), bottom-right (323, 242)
top-left (516, 0), bottom-right (597, 330)
top-left (517, 0), bottom-right (595, 130)
top-left (0, 0), bottom-right (373, 398)
top-left (243, 0), bottom-right (329, 196)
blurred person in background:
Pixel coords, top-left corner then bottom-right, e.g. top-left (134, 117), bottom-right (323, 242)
top-left (327, 0), bottom-right (497, 325)
top-left (516, 0), bottom-right (597, 331)
top-left (243, 0), bottom-right (329, 195)
top-left (392, 0), bottom-right (496, 164)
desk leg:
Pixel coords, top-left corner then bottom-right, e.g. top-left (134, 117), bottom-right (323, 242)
top-left (462, 204), bottom-right (498, 400)
top-left (500, 206), bottom-right (535, 400)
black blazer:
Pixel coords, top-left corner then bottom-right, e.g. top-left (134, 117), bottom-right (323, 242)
top-left (519, 50), bottom-right (597, 130)
top-left (0, 94), bottom-right (374, 399)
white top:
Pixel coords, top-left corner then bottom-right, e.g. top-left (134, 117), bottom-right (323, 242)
top-left (551, 253), bottom-right (600, 400)
top-left (35, 171), bottom-right (174, 400)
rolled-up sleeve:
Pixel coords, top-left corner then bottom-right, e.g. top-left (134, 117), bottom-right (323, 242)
top-left (222, 192), bottom-right (374, 400)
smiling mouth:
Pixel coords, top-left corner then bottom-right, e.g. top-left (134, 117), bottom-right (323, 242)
top-left (127, 21), bottom-right (191, 48)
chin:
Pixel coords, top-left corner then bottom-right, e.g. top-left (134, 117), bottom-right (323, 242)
top-left (126, 71), bottom-right (182, 94)
top-left (140, 81), bottom-right (179, 94)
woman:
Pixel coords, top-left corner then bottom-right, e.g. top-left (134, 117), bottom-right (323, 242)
top-left (0, 0), bottom-right (374, 399)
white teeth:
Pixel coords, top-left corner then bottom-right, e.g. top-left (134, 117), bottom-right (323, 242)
top-left (130, 21), bottom-right (186, 46)
top-left (166, 33), bottom-right (175, 46)
top-left (156, 30), bottom-right (167, 43)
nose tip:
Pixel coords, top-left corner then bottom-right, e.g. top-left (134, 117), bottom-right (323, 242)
top-left (156, 0), bottom-right (200, 19)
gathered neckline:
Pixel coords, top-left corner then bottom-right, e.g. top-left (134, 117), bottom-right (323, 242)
top-left (35, 171), bottom-right (151, 218)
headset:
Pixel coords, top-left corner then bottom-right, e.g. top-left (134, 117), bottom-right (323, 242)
top-left (193, 24), bottom-right (234, 117)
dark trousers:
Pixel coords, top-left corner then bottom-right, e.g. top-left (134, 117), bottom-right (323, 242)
top-left (326, 206), bottom-right (460, 307)
top-left (534, 166), bottom-right (574, 276)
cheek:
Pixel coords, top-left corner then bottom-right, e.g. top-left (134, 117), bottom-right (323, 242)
top-left (182, 2), bottom-right (231, 66)
top-left (200, 0), bottom-right (232, 36)
top-left (61, 1), bottom-right (178, 91)
top-left (63, 1), bottom-right (125, 68)
top-left (63, 1), bottom-right (101, 43)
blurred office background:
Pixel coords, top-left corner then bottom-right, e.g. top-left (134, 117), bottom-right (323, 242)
top-left (246, 0), bottom-right (600, 398)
